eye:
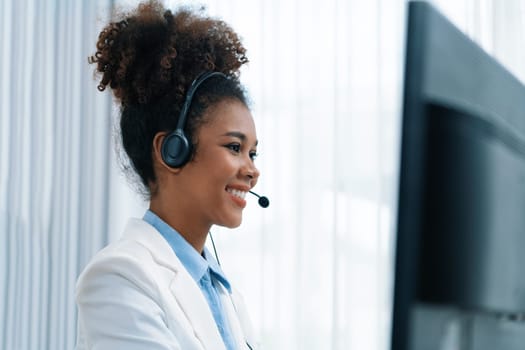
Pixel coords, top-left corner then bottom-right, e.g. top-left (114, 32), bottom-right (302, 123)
top-left (225, 143), bottom-right (241, 153)
top-left (249, 151), bottom-right (258, 161)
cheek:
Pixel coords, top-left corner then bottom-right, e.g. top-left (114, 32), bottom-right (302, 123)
top-left (194, 149), bottom-right (239, 189)
top-left (202, 162), bottom-right (234, 193)
top-left (211, 156), bottom-right (238, 177)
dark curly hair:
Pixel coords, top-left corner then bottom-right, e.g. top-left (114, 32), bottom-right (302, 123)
top-left (89, 0), bottom-right (249, 196)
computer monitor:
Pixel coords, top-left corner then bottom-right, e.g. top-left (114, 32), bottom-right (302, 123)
top-left (392, 2), bottom-right (525, 349)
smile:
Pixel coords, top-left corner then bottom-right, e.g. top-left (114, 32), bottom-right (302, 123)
top-left (226, 187), bottom-right (247, 200)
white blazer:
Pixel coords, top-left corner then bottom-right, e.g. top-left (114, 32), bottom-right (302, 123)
top-left (75, 218), bottom-right (257, 350)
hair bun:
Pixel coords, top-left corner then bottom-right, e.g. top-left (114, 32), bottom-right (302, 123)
top-left (89, 0), bottom-right (248, 106)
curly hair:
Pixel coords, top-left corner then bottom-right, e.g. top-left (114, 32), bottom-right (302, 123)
top-left (89, 0), bottom-right (249, 196)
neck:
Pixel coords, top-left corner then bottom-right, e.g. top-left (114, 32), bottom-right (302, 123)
top-left (149, 196), bottom-right (210, 253)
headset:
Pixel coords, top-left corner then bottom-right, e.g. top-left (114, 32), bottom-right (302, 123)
top-left (161, 71), bottom-right (227, 168)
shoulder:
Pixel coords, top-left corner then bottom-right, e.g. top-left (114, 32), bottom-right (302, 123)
top-left (74, 219), bottom-right (190, 350)
top-left (75, 218), bottom-right (178, 302)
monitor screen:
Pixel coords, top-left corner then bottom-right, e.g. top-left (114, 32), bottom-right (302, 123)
top-left (391, 2), bottom-right (525, 349)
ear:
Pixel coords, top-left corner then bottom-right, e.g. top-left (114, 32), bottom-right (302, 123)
top-left (152, 132), bottom-right (183, 174)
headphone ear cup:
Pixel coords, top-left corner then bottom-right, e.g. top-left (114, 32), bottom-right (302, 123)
top-left (161, 130), bottom-right (191, 168)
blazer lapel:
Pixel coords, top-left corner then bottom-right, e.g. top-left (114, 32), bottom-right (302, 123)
top-left (225, 289), bottom-right (258, 349)
top-left (122, 218), bottom-right (226, 350)
top-left (169, 272), bottom-right (226, 350)
top-left (217, 285), bottom-right (250, 349)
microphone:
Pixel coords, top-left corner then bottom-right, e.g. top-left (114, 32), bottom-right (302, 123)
top-left (248, 190), bottom-right (270, 208)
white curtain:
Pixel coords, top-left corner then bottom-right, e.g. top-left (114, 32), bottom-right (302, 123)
top-left (2, 1), bottom-right (525, 349)
top-left (0, 1), bottom-right (117, 349)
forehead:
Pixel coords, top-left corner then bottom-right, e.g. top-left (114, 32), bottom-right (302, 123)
top-left (200, 100), bottom-right (257, 138)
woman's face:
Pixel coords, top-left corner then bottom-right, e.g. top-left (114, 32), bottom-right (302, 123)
top-left (175, 99), bottom-right (260, 229)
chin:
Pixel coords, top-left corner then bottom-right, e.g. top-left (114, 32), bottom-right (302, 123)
top-left (219, 216), bottom-right (242, 229)
top-left (224, 221), bottom-right (242, 229)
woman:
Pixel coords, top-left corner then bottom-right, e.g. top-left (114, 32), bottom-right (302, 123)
top-left (75, 1), bottom-right (260, 349)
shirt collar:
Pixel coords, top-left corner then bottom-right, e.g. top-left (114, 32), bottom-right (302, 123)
top-left (143, 210), bottom-right (231, 293)
top-left (202, 247), bottom-right (232, 292)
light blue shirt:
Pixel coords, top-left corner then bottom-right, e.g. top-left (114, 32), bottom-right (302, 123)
top-left (143, 210), bottom-right (237, 350)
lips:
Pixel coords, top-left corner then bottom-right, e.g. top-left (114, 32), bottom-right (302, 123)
top-left (226, 188), bottom-right (247, 199)
top-left (226, 186), bottom-right (248, 208)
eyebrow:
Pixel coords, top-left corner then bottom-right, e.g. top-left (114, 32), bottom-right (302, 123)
top-left (222, 131), bottom-right (258, 146)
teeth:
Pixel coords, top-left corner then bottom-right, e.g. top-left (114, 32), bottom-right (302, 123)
top-left (227, 188), bottom-right (247, 199)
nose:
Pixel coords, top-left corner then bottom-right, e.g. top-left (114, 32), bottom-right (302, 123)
top-left (241, 159), bottom-right (260, 186)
